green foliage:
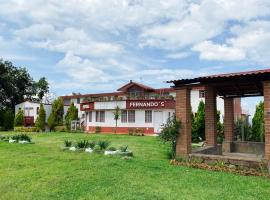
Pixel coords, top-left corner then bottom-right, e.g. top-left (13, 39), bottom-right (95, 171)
top-left (48, 98), bottom-right (64, 130)
top-left (64, 140), bottom-right (72, 147)
top-left (0, 108), bottom-right (14, 130)
top-left (113, 106), bottom-right (120, 133)
top-left (76, 140), bottom-right (89, 149)
top-left (14, 126), bottom-right (38, 132)
top-left (192, 101), bottom-right (205, 142)
top-left (11, 134), bottom-right (31, 142)
top-left (54, 126), bottom-right (66, 132)
top-left (234, 118), bottom-right (252, 141)
top-left (159, 113), bottom-right (181, 158)
top-left (65, 102), bottom-right (78, 130)
top-left (107, 146), bottom-right (117, 151)
top-left (33, 77), bottom-right (49, 101)
top-left (97, 141), bottom-right (110, 150)
top-left (88, 141), bottom-right (96, 149)
top-left (14, 109), bottom-right (24, 127)
top-left (119, 145), bottom-right (128, 152)
top-left (95, 126), bottom-right (101, 133)
top-left (251, 101), bottom-right (264, 142)
top-left (217, 110), bottom-right (224, 144)
top-left (35, 104), bottom-right (46, 131)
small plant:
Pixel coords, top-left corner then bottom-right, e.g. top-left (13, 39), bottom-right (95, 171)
top-left (64, 140), bottom-right (72, 147)
top-left (19, 134), bottom-right (31, 142)
top-left (88, 141), bottom-right (96, 149)
top-left (107, 146), bottom-right (117, 151)
top-left (76, 140), bottom-right (89, 149)
top-left (93, 145), bottom-right (103, 154)
top-left (97, 141), bottom-right (110, 150)
top-left (95, 126), bottom-right (101, 133)
top-left (119, 145), bottom-right (128, 152)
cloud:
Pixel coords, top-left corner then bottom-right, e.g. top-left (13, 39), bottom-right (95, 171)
top-left (166, 52), bottom-right (190, 59)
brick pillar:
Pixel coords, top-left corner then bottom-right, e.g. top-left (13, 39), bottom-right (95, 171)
top-left (222, 97), bottom-right (234, 153)
top-left (263, 81), bottom-right (270, 172)
top-left (205, 86), bottom-right (217, 147)
top-left (175, 88), bottom-right (192, 156)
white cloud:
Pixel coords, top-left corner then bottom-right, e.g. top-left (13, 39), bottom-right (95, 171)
top-left (166, 52), bottom-right (190, 59)
top-left (192, 41), bottom-right (246, 61)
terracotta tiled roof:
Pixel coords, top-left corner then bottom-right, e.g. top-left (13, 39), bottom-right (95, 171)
top-left (117, 80), bottom-right (155, 92)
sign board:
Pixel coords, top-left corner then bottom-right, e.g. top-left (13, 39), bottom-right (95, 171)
top-left (126, 100), bottom-right (175, 109)
top-left (80, 102), bottom-right (94, 111)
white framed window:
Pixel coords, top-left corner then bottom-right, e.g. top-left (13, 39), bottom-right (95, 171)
top-left (199, 90), bottom-right (206, 98)
top-left (96, 111), bottom-right (105, 122)
top-left (89, 111), bottom-right (92, 122)
top-left (145, 110), bottom-right (152, 123)
top-left (128, 110), bottom-right (135, 123)
top-left (121, 110), bottom-right (127, 123)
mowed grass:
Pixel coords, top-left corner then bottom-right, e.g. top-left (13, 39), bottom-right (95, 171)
top-left (0, 132), bottom-right (269, 200)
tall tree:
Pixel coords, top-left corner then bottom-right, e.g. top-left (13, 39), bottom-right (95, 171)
top-left (0, 108), bottom-right (14, 130)
top-left (14, 109), bottom-right (24, 127)
top-left (252, 101), bottom-right (264, 142)
top-left (33, 77), bottom-right (49, 101)
top-left (65, 102), bottom-right (78, 130)
top-left (113, 106), bottom-right (120, 133)
top-left (47, 98), bottom-right (64, 130)
top-left (193, 101), bottom-right (205, 141)
top-left (35, 104), bottom-right (46, 131)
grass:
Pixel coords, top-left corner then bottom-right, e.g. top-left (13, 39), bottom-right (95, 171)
top-left (0, 132), bottom-right (269, 200)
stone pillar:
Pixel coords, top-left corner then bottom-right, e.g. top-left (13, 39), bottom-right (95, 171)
top-left (175, 88), bottom-right (192, 156)
top-left (205, 86), bottom-right (217, 147)
top-left (222, 97), bottom-right (234, 153)
top-left (263, 81), bottom-right (270, 172)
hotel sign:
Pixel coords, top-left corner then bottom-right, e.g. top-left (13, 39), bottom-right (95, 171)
top-left (80, 102), bottom-right (94, 111)
top-left (126, 100), bottom-right (175, 109)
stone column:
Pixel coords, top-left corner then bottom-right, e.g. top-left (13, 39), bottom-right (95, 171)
top-left (263, 81), bottom-right (270, 172)
top-left (223, 97), bottom-right (234, 153)
top-left (175, 88), bottom-right (192, 156)
top-left (205, 86), bottom-right (217, 147)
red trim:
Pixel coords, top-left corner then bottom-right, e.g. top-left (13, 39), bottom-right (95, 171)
top-left (80, 102), bottom-right (94, 111)
top-left (86, 126), bottom-right (155, 134)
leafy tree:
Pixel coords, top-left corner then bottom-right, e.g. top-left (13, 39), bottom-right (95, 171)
top-left (159, 113), bottom-right (181, 158)
top-left (0, 108), bottom-right (14, 130)
top-left (113, 106), bottom-right (120, 133)
top-left (234, 117), bottom-right (252, 141)
top-left (33, 77), bottom-right (49, 101)
top-left (65, 102), bottom-right (78, 130)
top-left (48, 98), bottom-right (64, 131)
top-left (251, 101), bottom-right (264, 142)
top-left (14, 109), bottom-right (24, 127)
top-left (35, 104), bottom-right (46, 131)
top-left (192, 101), bottom-right (205, 141)
top-left (217, 110), bottom-right (224, 144)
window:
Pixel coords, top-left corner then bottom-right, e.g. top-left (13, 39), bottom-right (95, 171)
top-left (168, 112), bottom-right (171, 119)
top-left (96, 111), bottom-right (105, 122)
top-left (77, 98), bottom-right (80, 104)
top-left (199, 90), bottom-right (205, 98)
top-left (128, 110), bottom-right (135, 123)
top-left (36, 107), bottom-right (40, 115)
top-left (145, 110), bottom-right (152, 123)
top-left (121, 110), bottom-right (127, 123)
top-left (88, 111), bottom-right (92, 122)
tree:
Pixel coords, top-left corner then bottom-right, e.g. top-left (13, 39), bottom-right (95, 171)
top-left (159, 113), bottom-right (181, 158)
top-left (33, 77), bottom-right (49, 101)
top-left (65, 102), bottom-right (78, 130)
top-left (14, 109), bottom-right (24, 127)
top-left (192, 101), bottom-right (205, 141)
top-left (252, 101), bottom-right (264, 142)
top-left (35, 104), bottom-right (46, 131)
top-left (217, 110), bottom-right (224, 143)
top-left (113, 106), bottom-right (120, 134)
top-left (0, 108), bottom-right (14, 130)
top-left (47, 98), bottom-right (64, 131)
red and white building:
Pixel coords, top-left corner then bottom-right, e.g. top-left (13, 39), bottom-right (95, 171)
top-left (61, 81), bottom-right (243, 134)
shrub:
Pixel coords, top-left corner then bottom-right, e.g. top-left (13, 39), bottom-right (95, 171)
top-left (0, 108), bottom-right (14, 130)
top-left (252, 101), bottom-right (264, 142)
top-left (14, 126), bottom-right (38, 132)
top-left (88, 141), bottom-right (96, 149)
top-left (11, 134), bottom-right (31, 142)
top-left (93, 145), bottom-right (103, 154)
top-left (159, 113), bottom-right (181, 159)
top-left (107, 146), bottom-right (117, 151)
top-left (14, 109), bottom-right (24, 127)
top-left (48, 98), bottom-right (64, 130)
top-left (97, 141), bottom-right (110, 150)
top-left (128, 128), bottom-right (145, 136)
top-left (119, 145), bottom-right (128, 152)
top-left (64, 140), bottom-right (72, 147)
top-left (95, 126), bottom-right (101, 133)
top-left (76, 140), bottom-right (89, 149)
top-left (35, 104), bottom-right (46, 131)
top-left (54, 126), bottom-right (66, 132)
top-left (65, 102), bottom-right (78, 131)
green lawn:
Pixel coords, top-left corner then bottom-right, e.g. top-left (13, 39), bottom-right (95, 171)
top-left (0, 132), bottom-right (269, 200)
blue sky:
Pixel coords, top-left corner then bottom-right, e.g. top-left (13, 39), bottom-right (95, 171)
top-left (0, 0), bottom-right (270, 116)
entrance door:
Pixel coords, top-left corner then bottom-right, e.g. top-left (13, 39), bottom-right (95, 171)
top-left (154, 111), bottom-right (163, 133)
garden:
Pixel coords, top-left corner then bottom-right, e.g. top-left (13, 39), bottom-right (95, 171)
top-left (0, 132), bottom-right (270, 200)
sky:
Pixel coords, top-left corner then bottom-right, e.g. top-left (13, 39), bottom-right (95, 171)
top-left (0, 0), bottom-right (270, 116)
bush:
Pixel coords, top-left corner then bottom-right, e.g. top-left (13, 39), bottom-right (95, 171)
top-left (93, 145), bottom-right (103, 154)
top-left (159, 113), bottom-right (181, 159)
top-left (128, 128), bottom-right (145, 136)
top-left (11, 134), bottom-right (31, 142)
top-left (35, 104), bottom-right (46, 131)
top-left (97, 141), bottom-right (110, 150)
top-left (0, 108), bottom-right (14, 130)
top-left (107, 146), bottom-right (117, 151)
top-left (76, 140), bottom-right (89, 149)
top-left (88, 141), bottom-right (96, 149)
top-left (14, 126), bottom-right (38, 132)
top-left (95, 126), bottom-right (101, 133)
top-left (54, 126), bottom-right (66, 132)
top-left (64, 140), bottom-right (72, 147)
top-left (119, 145), bottom-right (128, 152)
top-left (65, 102), bottom-right (78, 131)
top-left (14, 109), bottom-right (24, 127)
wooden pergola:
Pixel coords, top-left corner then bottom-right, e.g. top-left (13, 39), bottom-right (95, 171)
top-left (168, 69), bottom-right (270, 170)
